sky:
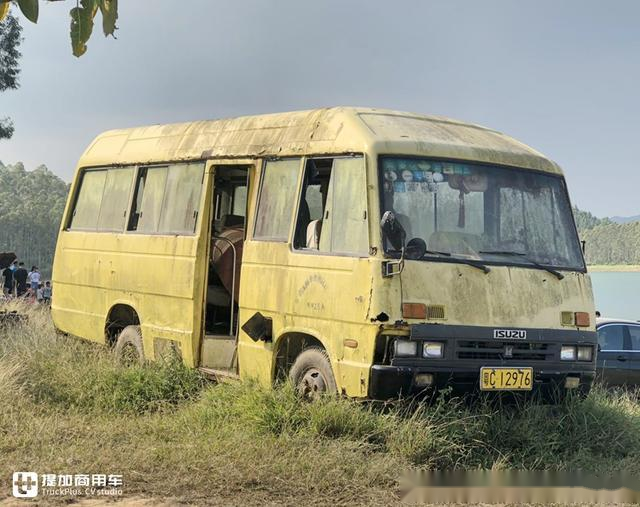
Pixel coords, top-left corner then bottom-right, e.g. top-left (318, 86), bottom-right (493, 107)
top-left (1, 0), bottom-right (639, 217)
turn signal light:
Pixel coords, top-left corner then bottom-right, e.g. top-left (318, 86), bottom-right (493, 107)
top-left (402, 303), bottom-right (427, 320)
top-left (575, 312), bottom-right (590, 327)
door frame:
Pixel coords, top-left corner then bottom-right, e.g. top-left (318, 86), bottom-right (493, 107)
top-left (197, 158), bottom-right (257, 368)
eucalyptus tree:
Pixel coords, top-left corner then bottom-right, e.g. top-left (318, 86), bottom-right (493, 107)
top-left (0, 13), bottom-right (21, 139)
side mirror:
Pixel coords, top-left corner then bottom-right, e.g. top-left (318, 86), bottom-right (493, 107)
top-left (380, 211), bottom-right (406, 251)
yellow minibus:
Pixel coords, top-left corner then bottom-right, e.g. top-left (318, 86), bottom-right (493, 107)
top-left (52, 107), bottom-right (597, 399)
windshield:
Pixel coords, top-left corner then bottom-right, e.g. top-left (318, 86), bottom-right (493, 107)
top-left (380, 157), bottom-right (585, 271)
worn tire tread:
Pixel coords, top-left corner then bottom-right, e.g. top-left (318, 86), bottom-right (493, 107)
top-left (114, 325), bottom-right (144, 364)
top-left (289, 346), bottom-right (337, 395)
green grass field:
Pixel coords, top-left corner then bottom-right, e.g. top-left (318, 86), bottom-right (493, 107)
top-left (1, 304), bottom-right (640, 505)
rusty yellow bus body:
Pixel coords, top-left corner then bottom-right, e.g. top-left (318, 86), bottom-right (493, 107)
top-left (52, 107), bottom-right (597, 399)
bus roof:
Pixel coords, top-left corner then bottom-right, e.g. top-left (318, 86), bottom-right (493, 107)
top-left (78, 107), bottom-right (561, 174)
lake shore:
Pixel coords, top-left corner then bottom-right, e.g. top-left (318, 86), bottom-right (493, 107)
top-left (588, 265), bottom-right (640, 272)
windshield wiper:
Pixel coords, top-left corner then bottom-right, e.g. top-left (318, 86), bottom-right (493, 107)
top-left (422, 250), bottom-right (451, 257)
top-left (479, 250), bottom-right (564, 280)
top-left (454, 257), bottom-right (491, 274)
top-left (421, 250), bottom-right (490, 274)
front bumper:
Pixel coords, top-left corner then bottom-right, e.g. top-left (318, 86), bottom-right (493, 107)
top-left (368, 364), bottom-right (595, 399)
top-left (368, 323), bottom-right (597, 400)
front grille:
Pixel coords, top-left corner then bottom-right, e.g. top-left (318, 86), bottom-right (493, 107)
top-left (456, 340), bottom-right (552, 361)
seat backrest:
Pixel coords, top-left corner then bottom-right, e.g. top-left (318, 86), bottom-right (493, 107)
top-left (306, 220), bottom-right (322, 249)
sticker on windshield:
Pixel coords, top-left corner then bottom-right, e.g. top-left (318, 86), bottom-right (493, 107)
top-left (384, 170), bottom-right (397, 181)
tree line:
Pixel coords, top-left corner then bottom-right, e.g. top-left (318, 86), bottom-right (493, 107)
top-left (573, 207), bottom-right (640, 265)
top-left (0, 161), bottom-right (68, 276)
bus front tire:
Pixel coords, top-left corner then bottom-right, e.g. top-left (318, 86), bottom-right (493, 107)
top-left (114, 325), bottom-right (144, 365)
top-left (289, 347), bottom-right (337, 400)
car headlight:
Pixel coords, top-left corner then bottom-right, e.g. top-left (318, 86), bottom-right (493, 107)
top-left (394, 339), bottom-right (418, 357)
top-left (561, 345), bottom-right (577, 361)
top-left (423, 342), bottom-right (444, 358)
top-left (577, 346), bottom-right (593, 361)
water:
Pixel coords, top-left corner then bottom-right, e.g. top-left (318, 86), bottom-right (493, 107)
top-left (590, 271), bottom-right (640, 321)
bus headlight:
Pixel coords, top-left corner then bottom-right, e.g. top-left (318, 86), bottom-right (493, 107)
top-left (561, 345), bottom-right (576, 361)
top-left (423, 342), bottom-right (444, 358)
top-left (577, 346), bottom-right (593, 362)
top-left (394, 339), bottom-right (418, 357)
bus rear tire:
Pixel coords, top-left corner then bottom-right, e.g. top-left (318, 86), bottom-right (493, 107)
top-left (114, 325), bottom-right (144, 365)
top-left (289, 347), bottom-right (337, 400)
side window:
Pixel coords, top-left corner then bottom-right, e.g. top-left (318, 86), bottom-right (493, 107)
top-left (157, 163), bottom-right (205, 234)
top-left (69, 170), bottom-right (107, 230)
top-left (627, 326), bottom-right (640, 351)
top-left (254, 159), bottom-right (301, 241)
top-left (129, 167), bottom-right (168, 233)
top-left (294, 158), bottom-right (332, 249)
top-left (294, 156), bottom-right (368, 255)
top-left (232, 185), bottom-right (248, 217)
top-left (597, 325), bottom-right (625, 351)
top-left (97, 167), bottom-right (135, 231)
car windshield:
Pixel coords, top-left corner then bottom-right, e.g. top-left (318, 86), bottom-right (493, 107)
top-left (380, 157), bottom-right (585, 271)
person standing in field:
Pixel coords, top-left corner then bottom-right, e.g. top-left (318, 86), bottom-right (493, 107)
top-left (42, 281), bottom-right (52, 304)
top-left (30, 267), bottom-right (41, 296)
top-left (14, 262), bottom-right (28, 297)
top-left (26, 267), bottom-right (32, 296)
top-left (2, 264), bottom-right (14, 296)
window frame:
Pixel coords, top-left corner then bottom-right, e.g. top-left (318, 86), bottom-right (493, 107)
top-left (66, 160), bottom-right (206, 236)
top-left (291, 154), bottom-right (370, 258)
top-left (252, 157), bottom-right (304, 243)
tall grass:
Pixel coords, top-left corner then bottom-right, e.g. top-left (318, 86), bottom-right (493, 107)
top-left (1, 302), bottom-right (640, 504)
